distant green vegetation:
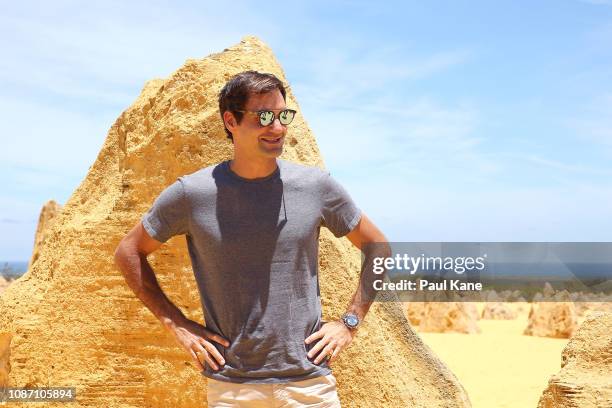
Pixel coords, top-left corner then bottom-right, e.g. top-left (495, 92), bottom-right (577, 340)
top-left (1, 262), bottom-right (27, 280)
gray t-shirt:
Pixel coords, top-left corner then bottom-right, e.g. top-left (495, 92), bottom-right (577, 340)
top-left (141, 159), bottom-right (361, 384)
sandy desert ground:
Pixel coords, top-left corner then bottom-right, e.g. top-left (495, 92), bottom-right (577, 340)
top-left (417, 304), bottom-right (570, 408)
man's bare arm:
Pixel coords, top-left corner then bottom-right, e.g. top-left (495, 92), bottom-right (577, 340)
top-left (343, 212), bottom-right (391, 323)
top-left (114, 222), bottom-right (229, 371)
top-left (113, 222), bottom-right (187, 330)
top-left (305, 212), bottom-right (390, 365)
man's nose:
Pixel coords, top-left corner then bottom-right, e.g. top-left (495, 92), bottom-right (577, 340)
top-left (269, 117), bottom-right (285, 133)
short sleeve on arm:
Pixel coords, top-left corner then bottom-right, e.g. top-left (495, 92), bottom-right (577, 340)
top-left (320, 172), bottom-right (362, 238)
top-left (141, 177), bottom-right (190, 243)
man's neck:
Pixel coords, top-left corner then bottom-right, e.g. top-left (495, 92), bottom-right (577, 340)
top-left (229, 155), bottom-right (278, 180)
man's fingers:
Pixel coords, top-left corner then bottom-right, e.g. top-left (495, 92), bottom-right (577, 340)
top-left (204, 329), bottom-right (230, 347)
top-left (204, 353), bottom-right (219, 371)
top-left (200, 338), bottom-right (225, 366)
top-left (327, 346), bottom-right (341, 365)
top-left (189, 349), bottom-right (204, 371)
top-left (314, 343), bottom-right (336, 364)
top-left (193, 343), bottom-right (219, 371)
top-left (307, 337), bottom-right (329, 359)
top-left (305, 329), bottom-right (325, 345)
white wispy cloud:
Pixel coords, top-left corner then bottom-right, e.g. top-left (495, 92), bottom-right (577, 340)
top-left (305, 97), bottom-right (490, 175)
top-left (520, 154), bottom-right (612, 176)
top-left (284, 38), bottom-right (483, 175)
top-left (288, 44), bottom-right (472, 104)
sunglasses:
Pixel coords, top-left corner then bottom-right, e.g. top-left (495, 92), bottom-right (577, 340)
top-left (236, 108), bottom-right (297, 127)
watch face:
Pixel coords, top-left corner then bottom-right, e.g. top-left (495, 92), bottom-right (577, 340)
top-left (346, 315), bottom-right (358, 327)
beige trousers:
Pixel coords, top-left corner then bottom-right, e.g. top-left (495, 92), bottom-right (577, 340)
top-left (206, 373), bottom-right (341, 408)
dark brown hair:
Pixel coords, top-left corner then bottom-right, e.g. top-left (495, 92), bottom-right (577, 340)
top-left (218, 71), bottom-right (287, 141)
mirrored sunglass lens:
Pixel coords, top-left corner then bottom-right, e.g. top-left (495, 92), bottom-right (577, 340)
top-left (279, 110), bottom-right (295, 125)
top-left (259, 111), bottom-right (274, 126)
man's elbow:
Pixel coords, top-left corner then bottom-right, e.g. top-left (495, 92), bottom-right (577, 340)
top-left (380, 240), bottom-right (392, 259)
top-left (113, 239), bottom-right (131, 275)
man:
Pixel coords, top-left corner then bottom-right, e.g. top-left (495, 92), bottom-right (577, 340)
top-left (114, 71), bottom-right (389, 407)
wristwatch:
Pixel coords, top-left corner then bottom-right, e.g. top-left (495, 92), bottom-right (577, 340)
top-left (341, 312), bottom-right (360, 330)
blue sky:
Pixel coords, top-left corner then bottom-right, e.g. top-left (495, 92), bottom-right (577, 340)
top-left (1, 0), bottom-right (612, 260)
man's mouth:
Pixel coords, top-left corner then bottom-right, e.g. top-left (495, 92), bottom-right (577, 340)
top-left (260, 136), bottom-right (283, 145)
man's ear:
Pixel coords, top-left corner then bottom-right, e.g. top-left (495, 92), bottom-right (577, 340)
top-left (223, 111), bottom-right (236, 129)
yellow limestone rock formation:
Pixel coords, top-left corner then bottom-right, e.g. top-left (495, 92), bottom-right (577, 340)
top-left (481, 302), bottom-right (517, 320)
top-left (537, 312), bottom-right (612, 407)
top-left (0, 36), bottom-right (471, 407)
top-left (405, 302), bottom-right (480, 329)
top-left (28, 199), bottom-right (62, 269)
top-left (417, 303), bottom-right (481, 334)
top-left (0, 332), bottom-right (10, 387)
top-left (0, 275), bottom-right (12, 297)
top-left (524, 302), bottom-right (577, 339)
